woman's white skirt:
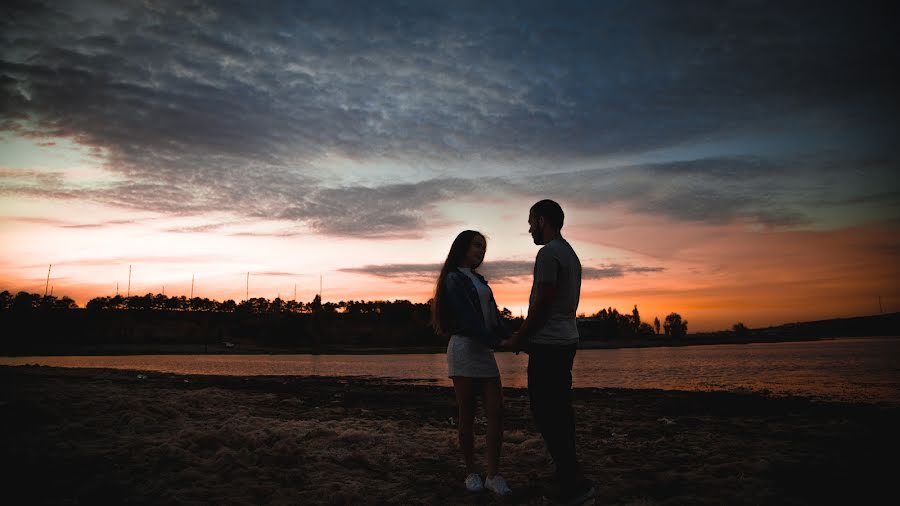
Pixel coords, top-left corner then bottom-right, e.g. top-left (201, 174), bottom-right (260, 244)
top-left (446, 334), bottom-right (500, 378)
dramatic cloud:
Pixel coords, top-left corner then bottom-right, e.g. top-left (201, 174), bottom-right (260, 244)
top-left (339, 263), bottom-right (441, 280)
top-left (4, 149), bottom-right (896, 235)
top-left (525, 154), bottom-right (900, 228)
top-left (23, 255), bottom-right (227, 269)
top-left (341, 260), bottom-right (663, 282)
top-left (278, 178), bottom-right (479, 237)
top-left (5, 216), bottom-right (139, 228)
top-left (2, 165), bottom-right (475, 237)
top-left (2, 0), bottom-right (898, 236)
top-left (583, 265), bottom-right (665, 279)
top-left (164, 222), bottom-right (232, 234)
top-left (253, 271), bottom-right (305, 277)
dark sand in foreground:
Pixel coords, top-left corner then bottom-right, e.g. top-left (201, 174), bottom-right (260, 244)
top-left (2, 365), bottom-right (897, 505)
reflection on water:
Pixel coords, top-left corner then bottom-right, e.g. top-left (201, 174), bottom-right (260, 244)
top-left (3, 337), bottom-right (899, 404)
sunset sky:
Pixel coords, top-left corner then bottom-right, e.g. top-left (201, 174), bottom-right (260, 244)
top-left (1, 1), bottom-right (898, 331)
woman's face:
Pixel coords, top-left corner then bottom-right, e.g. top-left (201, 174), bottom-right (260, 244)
top-left (463, 234), bottom-right (486, 268)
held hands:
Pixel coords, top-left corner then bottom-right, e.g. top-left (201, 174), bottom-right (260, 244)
top-left (500, 332), bottom-right (525, 353)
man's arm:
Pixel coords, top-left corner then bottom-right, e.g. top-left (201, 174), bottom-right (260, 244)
top-left (503, 281), bottom-right (556, 351)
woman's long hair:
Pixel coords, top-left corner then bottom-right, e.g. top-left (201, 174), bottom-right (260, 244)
top-left (430, 230), bottom-right (485, 336)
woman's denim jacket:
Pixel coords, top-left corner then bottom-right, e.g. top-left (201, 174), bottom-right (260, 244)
top-left (444, 268), bottom-right (509, 347)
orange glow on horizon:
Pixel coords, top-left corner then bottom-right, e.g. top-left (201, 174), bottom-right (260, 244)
top-left (2, 195), bottom-right (898, 332)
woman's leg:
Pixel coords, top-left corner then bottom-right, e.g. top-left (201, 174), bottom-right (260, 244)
top-left (481, 376), bottom-right (504, 478)
top-left (452, 376), bottom-right (478, 474)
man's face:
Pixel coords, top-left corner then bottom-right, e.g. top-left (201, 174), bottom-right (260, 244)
top-left (528, 212), bottom-right (544, 245)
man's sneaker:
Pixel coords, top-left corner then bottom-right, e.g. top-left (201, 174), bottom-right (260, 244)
top-left (485, 474), bottom-right (513, 496)
top-left (465, 473), bottom-right (484, 492)
top-left (545, 479), bottom-right (596, 505)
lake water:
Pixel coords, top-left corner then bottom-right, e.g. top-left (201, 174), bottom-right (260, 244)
top-left (4, 337), bottom-right (899, 404)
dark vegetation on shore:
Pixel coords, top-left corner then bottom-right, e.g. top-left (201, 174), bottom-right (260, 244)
top-left (2, 289), bottom-right (897, 355)
top-left (2, 365), bottom-right (897, 505)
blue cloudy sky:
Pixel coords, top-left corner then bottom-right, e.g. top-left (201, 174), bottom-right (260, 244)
top-left (1, 0), bottom-right (898, 329)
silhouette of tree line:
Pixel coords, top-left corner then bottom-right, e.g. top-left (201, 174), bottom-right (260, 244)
top-left (0, 290), bottom-right (77, 311)
top-left (78, 293), bottom-right (445, 320)
top-left (0, 290), bottom-right (436, 316)
top-left (2, 289), bottom-right (700, 339)
top-left (582, 304), bottom-right (689, 339)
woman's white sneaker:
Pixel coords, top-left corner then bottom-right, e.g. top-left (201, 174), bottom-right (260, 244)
top-left (485, 474), bottom-right (512, 496)
top-left (465, 473), bottom-right (484, 492)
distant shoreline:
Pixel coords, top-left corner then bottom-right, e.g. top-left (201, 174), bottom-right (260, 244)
top-left (3, 334), bottom-right (896, 357)
top-left (3, 309), bottom-right (896, 357)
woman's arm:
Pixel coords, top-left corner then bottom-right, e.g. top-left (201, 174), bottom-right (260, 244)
top-left (490, 294), bottom-right (511, 340)
top-left (445, 273), bottom-right (502, 346)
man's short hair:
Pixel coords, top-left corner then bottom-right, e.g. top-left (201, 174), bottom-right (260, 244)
top-left (530, 199), bottom-right (564, 229)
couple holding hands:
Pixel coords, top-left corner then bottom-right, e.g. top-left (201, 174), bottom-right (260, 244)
top-left (430, 199), bottom-right (596, 505)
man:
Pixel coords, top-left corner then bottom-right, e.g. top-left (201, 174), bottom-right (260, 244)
top-left (502, 199), bottom-right (595, 505)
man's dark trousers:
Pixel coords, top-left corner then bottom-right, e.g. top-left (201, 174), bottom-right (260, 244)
top-left (527, 342), bottom-right (579, 488)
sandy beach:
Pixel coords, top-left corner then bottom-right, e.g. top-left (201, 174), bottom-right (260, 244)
top-left (2, 365), bottom-right (896, 505)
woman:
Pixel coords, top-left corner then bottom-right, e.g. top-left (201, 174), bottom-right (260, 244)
top-left (431, 230), bottom-right (512, 496)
